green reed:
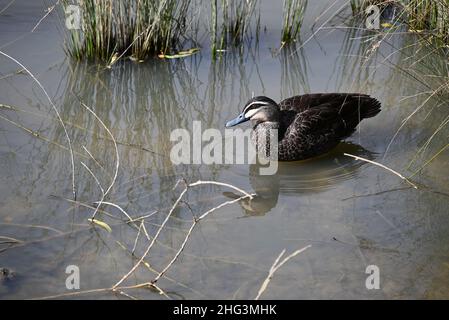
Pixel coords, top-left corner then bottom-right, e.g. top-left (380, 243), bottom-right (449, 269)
top-left (350, 0), bottom-right (449, 42)
top-left (349, 0), bottom-right (449, 172)
top-left (406, 0), bottom-right (449, 42)
top-left (211, 0), bottom-right (259, 57)
top-left (62, 0), bottom-right (193, 62)
top-left (281, 0), bottom-right (307, 44)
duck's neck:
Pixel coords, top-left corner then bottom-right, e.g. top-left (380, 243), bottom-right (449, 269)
top-left (253, 120), bottom-right (280, 131)
top-left (251, 121), bottom-right (281, 160)
top-left (253, 120), bottom-right (282, 142)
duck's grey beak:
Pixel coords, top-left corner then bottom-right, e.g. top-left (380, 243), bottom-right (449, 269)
top-left (225, 112), bottom-right (249, 127)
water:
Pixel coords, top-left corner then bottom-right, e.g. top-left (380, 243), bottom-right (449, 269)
top-left (0, 0), bottom-right (448, 299)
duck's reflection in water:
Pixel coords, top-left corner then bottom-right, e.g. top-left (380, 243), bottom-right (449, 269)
top-left (224, 143), bottom-right (375, 216)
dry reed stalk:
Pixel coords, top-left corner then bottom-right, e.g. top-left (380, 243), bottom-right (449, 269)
top-left (0, 113), bottom-right (88, 159)
top-left (0, 223), bottom-right (63, 235)
top-left (112, 182), bottom-right (189, 289)
top-left (78, 100), bottom-right (119, 218)
top-left (93, 201), bottom-right (134, 222)
top-left (81, 161), bottom-right (105, 219)
top-left (383, 85), bottom-right (444, 160)
top-left (113, 179), bottom-right (253, 289)
top-left (0, 50), bottom-right (77, 200)
top-left (151, 193), bottom-right (254, 284)
top-left (31, 0), bottom-right (60, 32)
top-left (255, 245), bottom-right (311, 300)
top-left (344, 153), bottom-right (418, 189)
top-left (82, 145), bottom-right (109, 177)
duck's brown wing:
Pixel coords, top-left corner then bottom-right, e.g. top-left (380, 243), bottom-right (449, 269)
top-left (278, 106), bottom-right (344, 160)
top-left (277, 94), bottom-right (381, 160)
top-left (279, 93), bottom-right (380, 115)
top-left (279, 93), bottom-right (381, 134)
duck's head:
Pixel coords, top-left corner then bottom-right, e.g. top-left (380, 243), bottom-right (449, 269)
top-left (225, 96), bottom-right (279, 128)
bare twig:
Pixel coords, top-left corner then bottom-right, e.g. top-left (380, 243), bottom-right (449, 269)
top-left (0, 223), bottom-right (63, 235)
top-left (189, 180), bottom-right (254, 199)
top-left (152, 193), bottom-right (254, 284)
top-left (115, 239), bottom-right (206, 298)
top-left (93, 201), bottom-right (134, 222)
top-left (383, 85), bottom-right (444, 160)
top-left (0, 235), bottom-right (23, 244)
top-left (81, 162), bottom-right (104, 196)
top-left (113, 179), bottom-right (253, 289)
top-left (31, 0), bottom-right (60, 32)
top-left (78, 101), bottom-right (119, 198)
top-left (82, 146), bottom-right (108, 175)
top-left (50, 195), bottom-right (119, 220)
top-left (132, 220), bottom-right (144, 254)
top-left (0, 68), bottom-right (25, 80)
top-left (0, 112), bottom-right (91, 161)
top-left (112, 180), bottom-right (189, 289)
top-left (0, 0), bottom-right (16, 15)
top-left (343, 153), bottom-right (418, 189)
top-left (81, 162), bottom-right (106, 220)
top-left (115, 290), bottom-right (138, 300)
top-left (409, 143), bottom-right (449, 178)
top-left (31, 281), bottom-right (169, 300)
top-left (255, 245), bottom-right (311, 300)
top-left (77, 100), bottom-right (119, 218)
top-left (30, 288), bottom-right (111, 300)
top-left (147, 283), bottom-right (171, 299)
top-left (127, 211), bottom-right (158, 223)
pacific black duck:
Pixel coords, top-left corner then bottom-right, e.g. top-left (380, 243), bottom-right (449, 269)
top-left (225, 93), bottom-right (381, 161)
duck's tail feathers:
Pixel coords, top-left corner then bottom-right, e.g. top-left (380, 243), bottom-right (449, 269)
top-left (359, 96), bottom-right (382, 119)
top-left (339, 94), bottom-right (381, 120)
top-left (338, 95), bottom-right (381, 137)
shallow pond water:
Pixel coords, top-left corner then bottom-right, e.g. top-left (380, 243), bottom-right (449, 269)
top-left (0, 0), bottom-right (448, 299)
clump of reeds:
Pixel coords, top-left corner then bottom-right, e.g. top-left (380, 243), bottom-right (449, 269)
top-left (349, 0), bottom-right (363, 14)
top-left (62, 0), bottom-right (193, 62)
top-left (406, 0), bottom-right (449, 43)
top-left (211, 0), bottom-right (259, 57)
top-left (349, 0), bottom-right (449, 172)
top-left (281, 0), bottom-right (307, 44)
top-left (350, 0), bottom-right (449, 43)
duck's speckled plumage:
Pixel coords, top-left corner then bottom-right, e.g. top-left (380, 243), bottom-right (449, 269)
top-left (230, 93), bottom-right (381, 161)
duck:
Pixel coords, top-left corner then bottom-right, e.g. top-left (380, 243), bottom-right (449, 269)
top-left (225, 93), bottom-right (381, 161)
